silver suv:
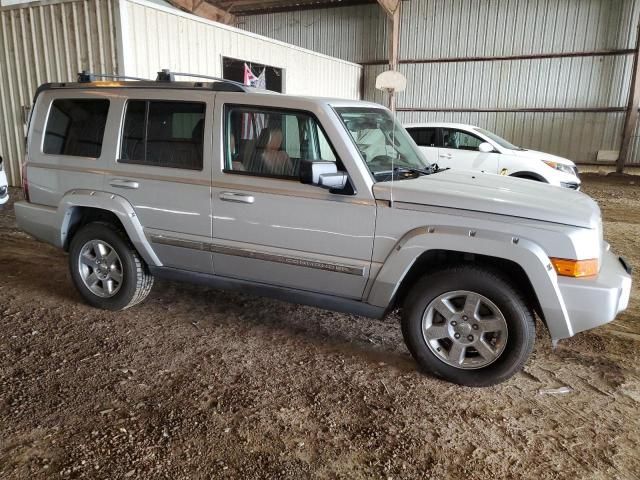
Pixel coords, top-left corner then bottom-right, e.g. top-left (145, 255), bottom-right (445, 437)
top-left (14, 73), bottom-right (632, 386)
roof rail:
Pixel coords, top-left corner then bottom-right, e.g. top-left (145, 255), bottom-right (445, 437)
top-left (156, 69), bottom-right (247, 89)
top-left (78, 71), bottom-right (150, 82)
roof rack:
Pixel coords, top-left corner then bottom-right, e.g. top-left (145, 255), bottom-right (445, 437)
top-left (77, 70), bottom-right (150, 82)
top-left (156, 69), bottom-right (247, 89)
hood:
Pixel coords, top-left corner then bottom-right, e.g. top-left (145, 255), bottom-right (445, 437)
top-left (505, 148), bottom-right (575, 166)
top-left (373, 170), bottom-right (600, 229)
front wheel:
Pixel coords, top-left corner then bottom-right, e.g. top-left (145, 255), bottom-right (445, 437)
top-left (69, 222), bottom-right (154, 310)
top-left (401, 265), bottom-right (535, 387)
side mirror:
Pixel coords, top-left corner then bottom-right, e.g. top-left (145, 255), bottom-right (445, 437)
top-left (300, 161), bottom-right (348, 191)
top-left (478, 142), bottom-right (494, 153)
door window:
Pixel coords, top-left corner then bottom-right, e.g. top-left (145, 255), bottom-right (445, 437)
top-left (43, 99), bottom-right (110, 158)
top-left (441, 129), bottom-right (484, 151)
top-left (224, 106), bottom-right (337, 178)
top-left (407, 127), bottom-right (438, 147)
top-left (120, 100), bottom-right (205, 170)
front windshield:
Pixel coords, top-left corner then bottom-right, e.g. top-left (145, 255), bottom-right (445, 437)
top-left (473, 127), bottom-right (524, 151)
top-left (335, 107), bottom-right (431, 181)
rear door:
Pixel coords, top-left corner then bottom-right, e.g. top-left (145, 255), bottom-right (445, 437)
top-left (103, 90), bottom-right (214, 274)
top-left (406, 126), bottom-right (439, 166)
top-left (438, 127), bottom-right (499, 173)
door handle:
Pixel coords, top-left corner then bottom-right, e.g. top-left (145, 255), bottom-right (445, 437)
top-left (439, 154), bottom-right (452, 158)
top-left (219, 192), bottom-right (255, 204)
top-left (110, 179), bottom-right (139, 189)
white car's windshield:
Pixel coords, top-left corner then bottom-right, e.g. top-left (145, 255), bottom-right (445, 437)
top-left (335, 107), bottom-right (431, 181)
top-left (474, 127), bottom-right (525, 151)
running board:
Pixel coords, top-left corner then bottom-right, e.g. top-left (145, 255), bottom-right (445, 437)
top-left (149, 266), bottom-right (386, 319)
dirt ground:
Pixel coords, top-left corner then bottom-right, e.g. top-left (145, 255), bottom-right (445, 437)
top-left (1, 174), bottom-right (639, 479)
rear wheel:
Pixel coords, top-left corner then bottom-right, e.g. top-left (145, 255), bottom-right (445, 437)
top-left (69, 222), bottom-right (153, 310)
top-left (401, 265), bottom-right (535, 387)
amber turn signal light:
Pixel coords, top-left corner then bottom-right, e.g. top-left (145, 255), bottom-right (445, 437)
top-left (550, 258), bottom-right (599, 278)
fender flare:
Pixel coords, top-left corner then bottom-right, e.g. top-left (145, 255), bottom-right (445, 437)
top-left (366, 225), bottom-right (573, 339)
top-left (57, 190), bottom-right (162, 267)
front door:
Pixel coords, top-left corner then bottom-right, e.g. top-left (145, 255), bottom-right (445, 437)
top-left (438, 128), bottom-right (499, 173)
top-left (209, 98), bottom-right (376, 299)
top-left (103, 92), bottom-right (214, 274)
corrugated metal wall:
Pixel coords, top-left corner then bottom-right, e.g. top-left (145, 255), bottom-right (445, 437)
top-left (121, 0), bottom-right (362, 99)
top-left (0, 0), bottom-right (119, 185)
top-left (241, 0), bottom-right (640, 165)
top-left (238, 4), bottom-right (386, 63)
top-left (390, 0), bottom-right (640, 165)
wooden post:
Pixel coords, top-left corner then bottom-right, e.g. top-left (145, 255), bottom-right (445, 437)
top-left (618, 20), bottom-right (640, 173)
top-left (168, 0), bottom-right (235, 25)
top-left (377, 0), bottom-right (401, 110)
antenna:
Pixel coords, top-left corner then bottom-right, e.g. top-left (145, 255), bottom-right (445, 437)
top-left (376, 70), bottom-right (407, 205)
top-left (77, 71), bottom-right (150, 82)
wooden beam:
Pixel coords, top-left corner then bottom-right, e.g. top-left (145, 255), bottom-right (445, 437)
top-left (618, 20), bottom-right (640, 173)
top-left (168, 0), bottom-right (235, 25)
top-left (377, 0), bottom-right (400, 109)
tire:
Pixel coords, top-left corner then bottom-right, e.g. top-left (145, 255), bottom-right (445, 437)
top-left (401, 265), bottom-right (535, 387)
top-left (69, 222), bottom-right (154, 310)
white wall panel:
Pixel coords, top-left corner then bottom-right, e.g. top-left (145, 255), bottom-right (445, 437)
top-left (121, 0), bottom-right (362, 99)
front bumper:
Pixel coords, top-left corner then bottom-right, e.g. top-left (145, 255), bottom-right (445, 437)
top-left (557, 249), bottom-right (632, 337)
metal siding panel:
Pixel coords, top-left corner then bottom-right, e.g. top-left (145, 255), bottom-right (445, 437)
top-left (238, 4), bottom-right (386, 63)
top-left (119, 0), bottom-right (362, 100)
top-left (0, 0), bottom-right (119, 185)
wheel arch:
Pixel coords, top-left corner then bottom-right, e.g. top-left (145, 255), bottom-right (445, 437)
top-left (58, 190), bottom-right (162, 267)
top-left (509, 171), bottom-right (548, 182)
top-left (366, 226), bottom-right (572, 340)
top-left (392, 249), bottom-right (542, 321)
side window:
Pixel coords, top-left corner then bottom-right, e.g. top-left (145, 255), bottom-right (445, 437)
top-left (407, 127), bottom-right (437, 147)
top-left (43, 99), bottom-right (110, 157)
top-left (120, 100), bottom-right (205, 170)
top-left (225, 106), bottom-right (337, 178)
top-left (442, 129), bottom-right (484, 151)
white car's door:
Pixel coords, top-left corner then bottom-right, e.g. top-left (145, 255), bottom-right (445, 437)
top-left (438, 127), bottom-right (500, 173)
top-left (405, 126), bottom-right (439, 166)
top-left (209, 97), bottom-right (376, 300)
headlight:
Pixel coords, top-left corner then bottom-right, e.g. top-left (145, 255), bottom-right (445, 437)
top-left (542, 160), bottom-right (576, 176)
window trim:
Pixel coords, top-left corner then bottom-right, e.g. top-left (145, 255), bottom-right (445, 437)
top-left (42, 98), bottom-right (111, 159)
top-left (221, 103), bottom-right (343, 181)
top-left (117, 99), bottom-right (206, 172)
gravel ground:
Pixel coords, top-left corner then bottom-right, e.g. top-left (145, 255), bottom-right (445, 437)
top-left (1, 174), bottom-right (639, 479)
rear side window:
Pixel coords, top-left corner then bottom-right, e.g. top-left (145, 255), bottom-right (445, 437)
top-left (120, 100), bottom-right (205, 170)
top-left (43, 99), bottom-right (110, 157)
top-left (407, 127), bottom-right (438, 147)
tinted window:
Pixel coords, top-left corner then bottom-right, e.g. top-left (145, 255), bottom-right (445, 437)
top-left (44, 99), bottom-right (109, 157)
top-left (407, 127), bottom-right (438, 147)
top-left (120, 100), bottom-right (205, 170)
top-left (442, 128), bottom-right (484, 151)
top-left (225, 106), bottom-right (336, 178)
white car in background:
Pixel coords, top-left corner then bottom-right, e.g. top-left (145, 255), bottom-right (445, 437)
top-left (405, 122), bottom-right (581, 189)
top-left (0, 155), bottom-right (8, 205)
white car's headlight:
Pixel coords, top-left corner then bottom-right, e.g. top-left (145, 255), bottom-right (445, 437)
top-left (542, 160), bottom-right (576, 176)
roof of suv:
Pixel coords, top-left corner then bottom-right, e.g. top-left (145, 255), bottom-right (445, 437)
top-left (34, 79), bottom-right (384, 110)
